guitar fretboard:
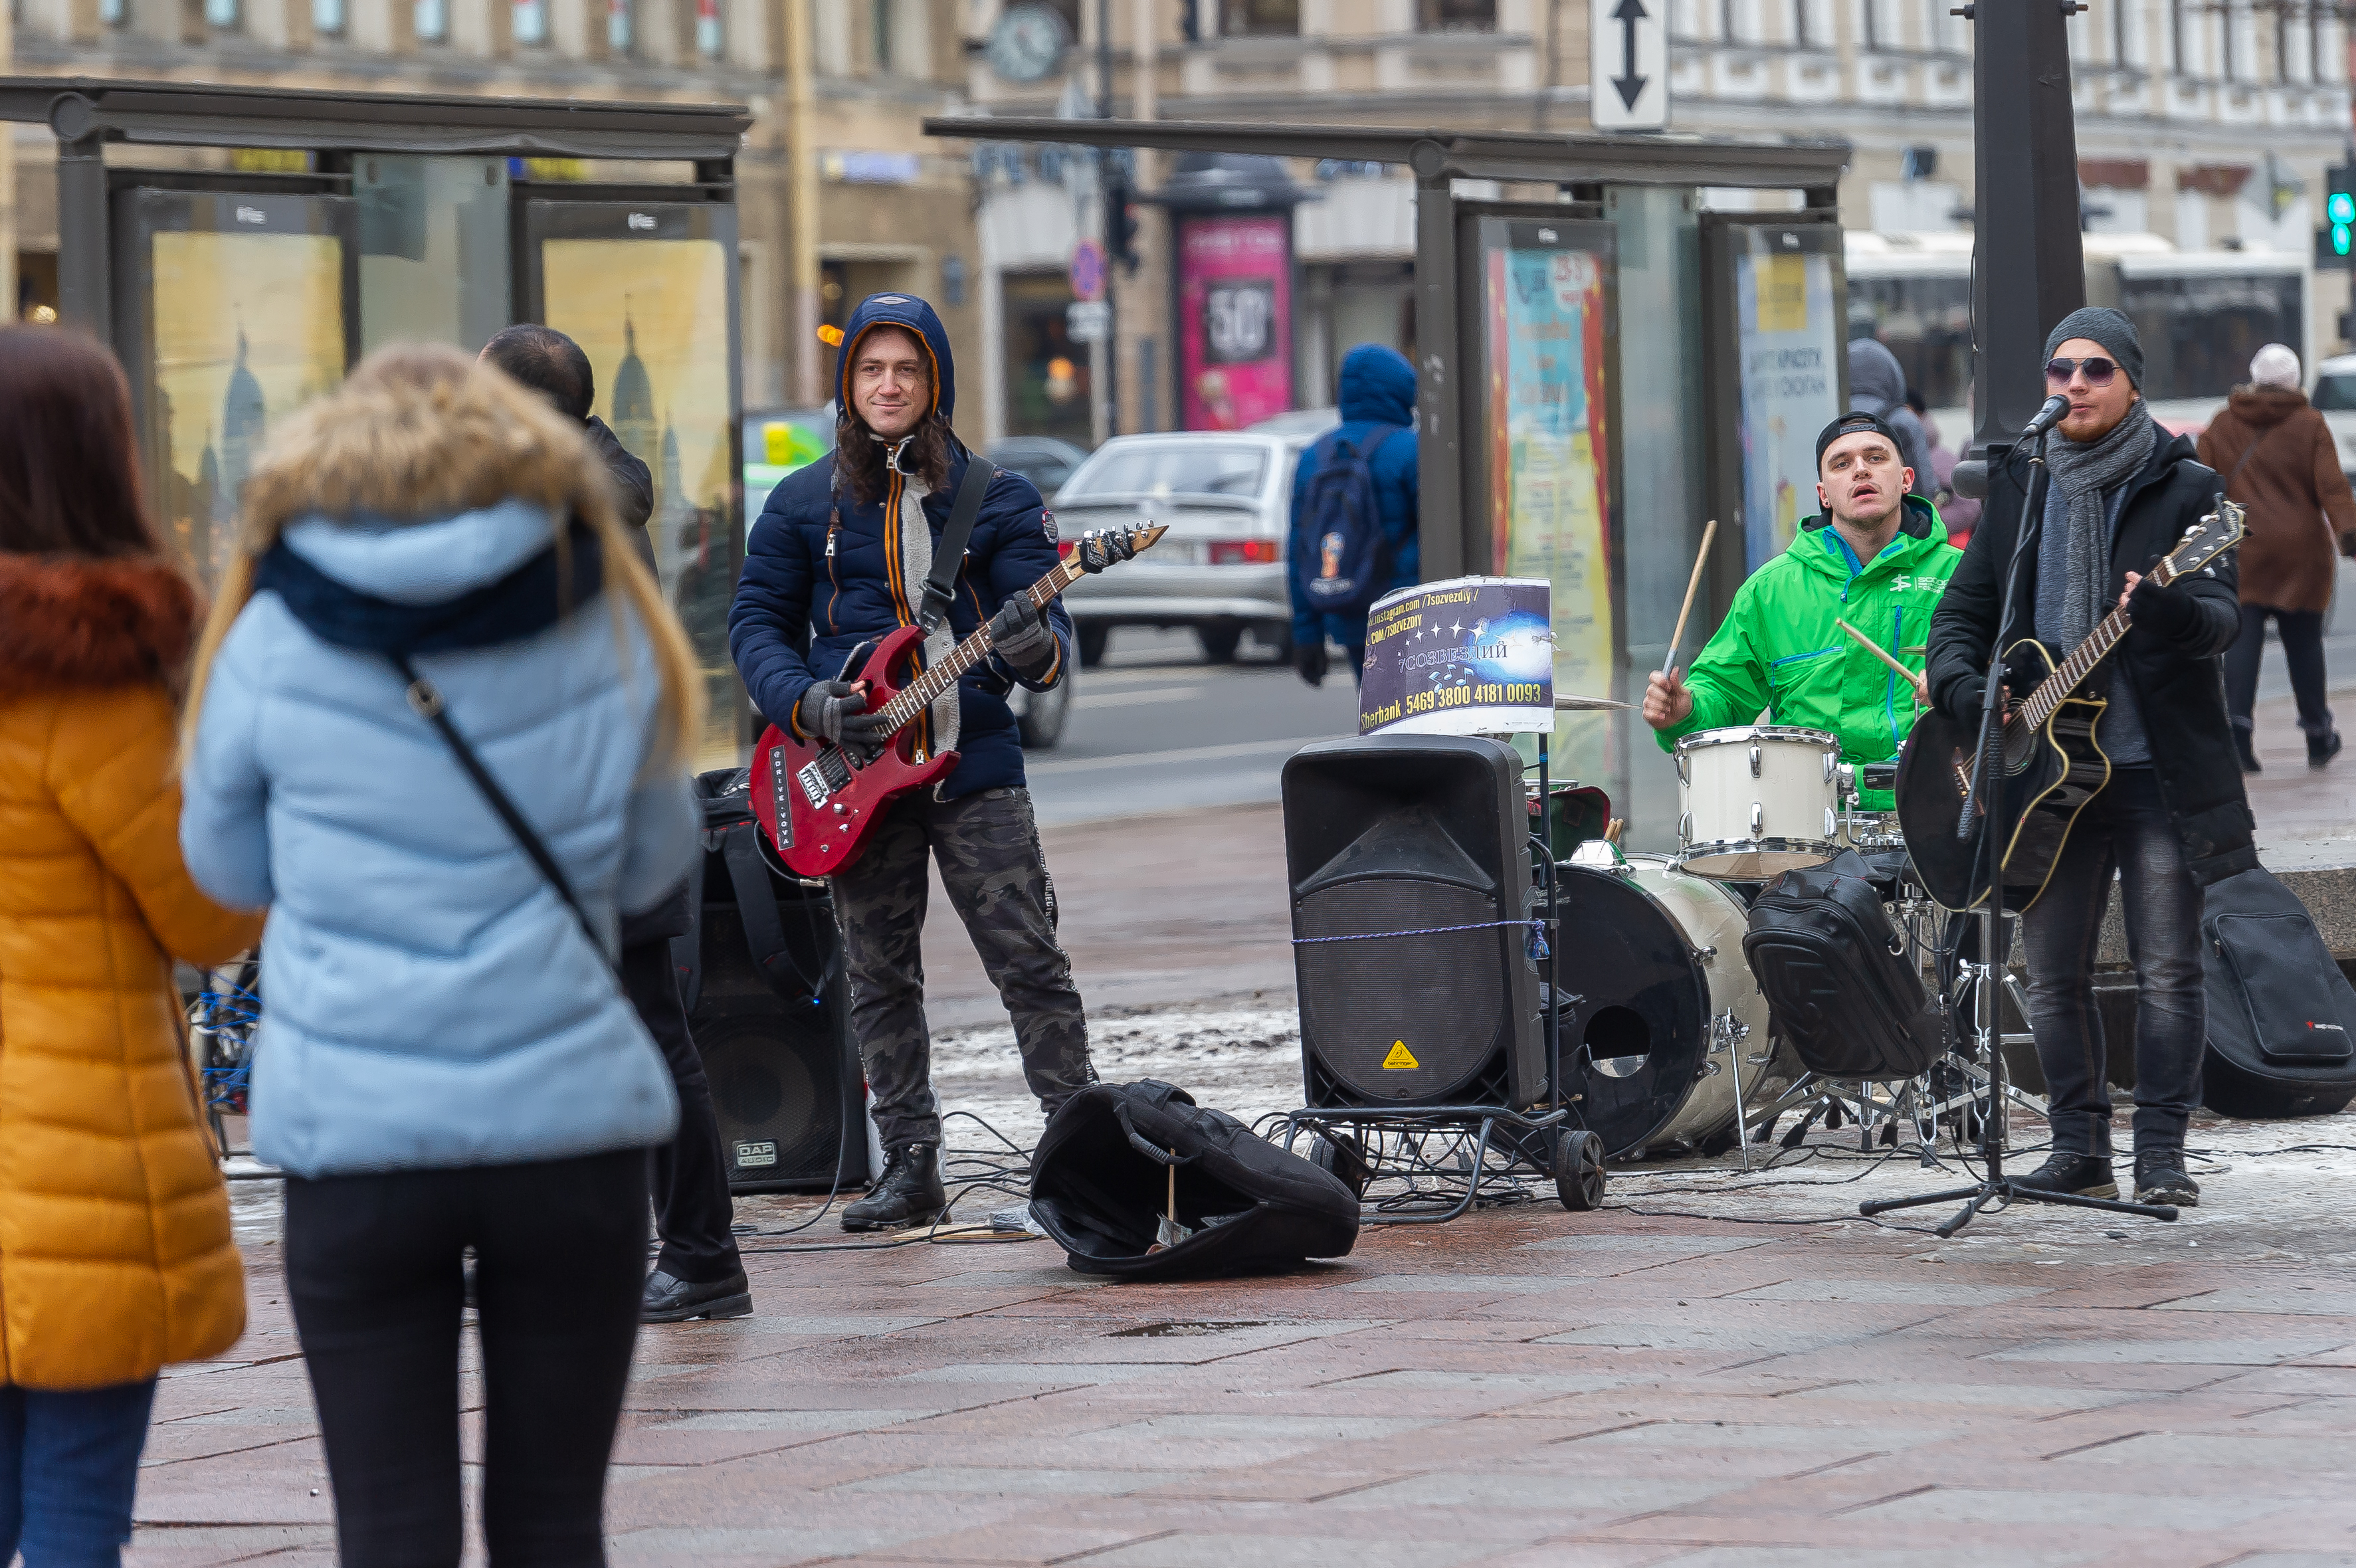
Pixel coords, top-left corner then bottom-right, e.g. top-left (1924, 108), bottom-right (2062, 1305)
top-left (876, 556), bottom-right (1090, 734)
top-left (2004, 558), bottom-right (2178, 742)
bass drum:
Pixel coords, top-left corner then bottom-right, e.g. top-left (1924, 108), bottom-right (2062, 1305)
top-left (1558, 854), bottom-right (1788, 1159)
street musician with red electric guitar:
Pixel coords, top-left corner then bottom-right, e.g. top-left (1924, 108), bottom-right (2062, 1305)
top-left (730, 292), bottom-right (1151, 1232)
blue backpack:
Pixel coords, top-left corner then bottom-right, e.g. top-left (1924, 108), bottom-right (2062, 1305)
top-left (1299, 426), bottom-right (1401, 619)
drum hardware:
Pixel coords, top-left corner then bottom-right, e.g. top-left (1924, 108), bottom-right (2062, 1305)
top-left (1710, 1009), bottom-right (1757, 1169)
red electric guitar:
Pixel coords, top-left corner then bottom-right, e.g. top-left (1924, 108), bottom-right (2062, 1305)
top-left (750, 523), bottom-right (1167, 877)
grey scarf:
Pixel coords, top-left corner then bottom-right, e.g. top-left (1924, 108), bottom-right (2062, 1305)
top-left (2040, 399), bottom-right (2156, 643)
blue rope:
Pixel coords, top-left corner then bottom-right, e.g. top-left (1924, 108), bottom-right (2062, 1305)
top-left (1291, 920), bottom-right (1542, 945)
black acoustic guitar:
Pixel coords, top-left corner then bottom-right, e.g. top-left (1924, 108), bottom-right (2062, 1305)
top-left (1898, 501), bottom-right (2245, 914)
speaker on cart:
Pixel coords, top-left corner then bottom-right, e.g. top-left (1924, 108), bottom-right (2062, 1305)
top-left (676, 781), bottom-right (866, 1194)
top-left (1282, 735), bottom-right (1543, 1112)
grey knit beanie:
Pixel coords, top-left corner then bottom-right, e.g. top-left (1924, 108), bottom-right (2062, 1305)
top-left (2043, 306), bottom-right (2143, 390)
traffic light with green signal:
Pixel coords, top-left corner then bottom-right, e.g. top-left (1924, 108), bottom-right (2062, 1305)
top-left (2319, 163), bottom-right (2356, 266)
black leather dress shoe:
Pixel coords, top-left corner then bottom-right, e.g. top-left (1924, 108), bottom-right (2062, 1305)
top-left (642, 1267), bottom-right (751, 1323)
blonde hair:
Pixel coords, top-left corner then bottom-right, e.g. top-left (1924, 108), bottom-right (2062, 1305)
top-left (181, 342), bottom-right (705, 770)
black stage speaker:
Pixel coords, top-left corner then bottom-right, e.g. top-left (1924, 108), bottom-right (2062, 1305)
top-left (1282, 735), bottom-right (1543, 1111)
top-left (677, 775), bottom-right (866, 1193)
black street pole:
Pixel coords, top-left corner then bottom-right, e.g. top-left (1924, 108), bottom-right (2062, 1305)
top-left (1097, 0), bottom-right (1120, 439)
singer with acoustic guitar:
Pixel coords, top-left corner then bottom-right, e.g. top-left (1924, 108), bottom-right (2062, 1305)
top-left (1923, 307), bottom-right (2252, 1212)
top-left (730, 294), bottom-right (1122, 1231)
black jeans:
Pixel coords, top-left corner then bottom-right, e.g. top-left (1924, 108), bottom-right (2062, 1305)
top-left (2224, 603), bottom-right (2333, 740)
top-left (285, 1150), bottom-right (648, 1568)
top-left (623, 939), bottom-right (741, 1284)
top-left (2018, 768), bottom-right (2206, 1157)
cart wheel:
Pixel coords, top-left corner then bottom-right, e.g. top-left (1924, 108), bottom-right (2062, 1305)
top-left (1309, 1129), bottom-right (1372, 1199)
top-left (1555, 1129), bottom-right (1605, 1212)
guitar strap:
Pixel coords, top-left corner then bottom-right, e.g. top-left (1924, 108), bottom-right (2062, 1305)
top-left (907, 453), bottom-right (995, 769)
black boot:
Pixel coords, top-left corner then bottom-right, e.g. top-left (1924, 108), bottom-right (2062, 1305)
top-left (2235, 727), bottom-right (2262, 773)
top-left (2133, 1148), bottom-right (2201, 1207)
top-left (2011, 1151), bottom-right (2117, 1200)
top-left (2309, 729), bottom-right (2342, 768)
top-left (842, 1143), bottom-right (949, 1232)
top-left (642, 1267), bottom-right (751, 1323)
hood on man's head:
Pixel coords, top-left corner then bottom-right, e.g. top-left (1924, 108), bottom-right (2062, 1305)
top-left (1337, 342), bottom-right (1417, 427)
top-left (834, 293), bottom-right (957, 425)
top-left (1848, 338), bottom-right (1908, 411)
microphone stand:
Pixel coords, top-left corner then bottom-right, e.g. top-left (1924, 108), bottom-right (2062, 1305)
top-left (1862, 427), bottom-right (2177, 1236)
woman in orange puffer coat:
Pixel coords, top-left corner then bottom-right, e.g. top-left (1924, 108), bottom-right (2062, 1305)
top-left (0, 325), bottom-right (264, 1566)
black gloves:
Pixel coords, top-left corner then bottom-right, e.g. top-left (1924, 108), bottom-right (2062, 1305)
top-left (1294, 640), bottom-right (1329, 688)
top-left (988, 594), bottom-right (1058, 678)
top-left (795, 680), bottom-right (891, 749)
top-left (2127, 575), bottom-right (2205, 646)
top-left (1077, 528), bottom-right (1137, 574)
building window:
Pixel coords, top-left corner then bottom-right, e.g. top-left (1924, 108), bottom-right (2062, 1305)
top-left (203, 0), bottom-right (239, 28)
top-left (607, 0), bottom-right (631, 52)
top-left (1721, 0), bottom-right (1740, 43)
top-left (696, 0), bottom-right (720, 53)
top-left (512, 0), bottom-right (545, 41)
top-left (1222, 0), bottom-right (1298, 35)
top-left (1418, 0), bottom-right (1494, 29)
top-left (415, 0), bottom-right (446, 41)
top-left (100, 0), bottom-right (126, 25)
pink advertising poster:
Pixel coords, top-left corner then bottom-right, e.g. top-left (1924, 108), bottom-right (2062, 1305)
top-left (1177, 213), bottom-right (1292, 431)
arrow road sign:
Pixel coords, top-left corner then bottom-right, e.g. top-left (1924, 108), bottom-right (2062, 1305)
top-left (1591, 0), bottom-right (1667, 131)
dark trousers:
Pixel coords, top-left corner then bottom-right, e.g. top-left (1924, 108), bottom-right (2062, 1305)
top-left (285, 1150), bottom-right (647, 1568)
top-left (0, 1379), bottom-right (156, 1567)
top-left (2019, 769), bottom-right (2207, 1157)
top-left (2224, 603), bottom-right (2333, 740)
top-left (831, 785), bottom-right (1094, 1148)
top-left (623, 939), bottom-right (741, 1284)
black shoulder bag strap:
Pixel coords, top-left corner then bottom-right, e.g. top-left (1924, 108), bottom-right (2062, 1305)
top-left (390, 652), bottom-right (617, 975)
top-left (917, 455), bottom-right (997, 634)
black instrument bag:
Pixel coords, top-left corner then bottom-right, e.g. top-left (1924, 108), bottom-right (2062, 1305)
top-left (1741, 850), bottom-right (1947, 1080)
top-left (1029, 1080), bottom-right (1360, 1280)
top-left (2200, 867), bottom-right (2356, 1119)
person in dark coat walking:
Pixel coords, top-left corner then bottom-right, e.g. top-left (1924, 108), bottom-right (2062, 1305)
top-left (1287, 343), bottom-right (1419, 685)
top-left (2195, 343), bottom-right (2356, 771)
top-left (481, 324), bottom-right (749, 1323)
top-left (729, 292), bottom-right (1099, 1230)
top-left (1927, 306), bottom-right (2250, 1212)
top-left (1849, 338), bottom-right (1934, 498)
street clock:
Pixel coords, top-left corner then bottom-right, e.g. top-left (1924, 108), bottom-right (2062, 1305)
top-left (987, 3), bottom-right (1072, 84)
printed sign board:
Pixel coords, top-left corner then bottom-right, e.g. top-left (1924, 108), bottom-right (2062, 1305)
top-left (1359, 577), bottom-right (1555, 737)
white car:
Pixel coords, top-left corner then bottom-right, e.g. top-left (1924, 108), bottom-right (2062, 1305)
top-left (2311, 353), bottom-right (2356, 482)
top-left (1051, 432), bottom-right (1302, 666)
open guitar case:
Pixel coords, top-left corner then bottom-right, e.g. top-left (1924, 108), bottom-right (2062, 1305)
top-left (2198, 867), bottom-right (2356, 1120)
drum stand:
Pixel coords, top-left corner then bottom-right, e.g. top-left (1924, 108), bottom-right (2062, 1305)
top-left (1860, 430), bottom-right (2175, 1237)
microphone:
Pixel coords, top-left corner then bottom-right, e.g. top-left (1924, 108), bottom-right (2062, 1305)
top-left (2020, 395), bottom-right (2070, 440)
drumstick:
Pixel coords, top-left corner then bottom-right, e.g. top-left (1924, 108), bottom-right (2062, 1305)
top-left (1834, 617), bottom-right (1929, 699)
top-left (1661, 519), bottom-right (1718, 678)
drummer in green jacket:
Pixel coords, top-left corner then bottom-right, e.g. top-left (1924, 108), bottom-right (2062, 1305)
top-left (1643, 411), bottom-right (1963, 811)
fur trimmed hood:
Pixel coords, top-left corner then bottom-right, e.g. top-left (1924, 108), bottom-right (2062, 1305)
top-left (239, 358), bottom-right (612, 543)
top-left (0, 551), bottom-right (197, 689)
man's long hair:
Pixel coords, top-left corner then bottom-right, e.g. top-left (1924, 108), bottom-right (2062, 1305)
top-left (833, 328), bottom-right (953, 504)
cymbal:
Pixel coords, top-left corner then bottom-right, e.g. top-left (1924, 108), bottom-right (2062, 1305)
top-left (1553, 694), bottom-right (1634, 711)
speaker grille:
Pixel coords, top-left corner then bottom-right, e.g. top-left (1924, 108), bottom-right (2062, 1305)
top-left (1297, 876), bottom-right (1506, 1101)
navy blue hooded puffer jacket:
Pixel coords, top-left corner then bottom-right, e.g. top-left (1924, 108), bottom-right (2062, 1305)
top-left (729, 293), bottom-right (1074, 800)
top-left (1288, 343), bottom-right (1419, 651)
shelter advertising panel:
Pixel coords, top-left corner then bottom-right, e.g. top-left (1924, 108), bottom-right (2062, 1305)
top-left (1473, 215), bottom-right (1617, 783)
top-left (113, 189), bottom-right (359, 593)
top-left (1703, 218), bottom-right (1846, 573)
top-left (1176, 213), bottom-right (1292, 431)
top-left (524, 199), bottom-right (744, 768)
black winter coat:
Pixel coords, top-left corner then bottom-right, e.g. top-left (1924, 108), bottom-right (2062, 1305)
top-left (1925, 431), bottom-right (2256, 886)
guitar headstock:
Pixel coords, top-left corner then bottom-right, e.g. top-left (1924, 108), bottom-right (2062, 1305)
top-left (2152, 498), bottom-right (2246, 587)
top-left (1072, 522), bottom-right (1169, 574)
top-left (1128, 523), bottom-right (1169, 553)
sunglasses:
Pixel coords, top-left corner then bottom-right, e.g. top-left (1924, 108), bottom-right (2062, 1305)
top-left (2045, 355), bottom-right (2121, 388)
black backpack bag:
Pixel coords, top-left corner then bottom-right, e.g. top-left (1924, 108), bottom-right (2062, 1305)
top-left (1029, 1080), bottom-right (1360, 1280)
top-left (2199, 866), bottom-right (2356, 1119)
top-left (1741, 850), bottom-right (1947, 1080)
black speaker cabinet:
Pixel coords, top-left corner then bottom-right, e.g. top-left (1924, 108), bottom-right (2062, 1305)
top-left (678, 834), bottom-right (866, 1194)
top-left (1282, 735), bottom-right (1543, 1112)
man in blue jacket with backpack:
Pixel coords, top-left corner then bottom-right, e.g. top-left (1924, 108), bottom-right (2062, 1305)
top-left (1288, 343), bottom-right (1420, 686)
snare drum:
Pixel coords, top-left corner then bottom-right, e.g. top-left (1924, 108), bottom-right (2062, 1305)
top-left (1674, 726), bottom-right (1840, 880)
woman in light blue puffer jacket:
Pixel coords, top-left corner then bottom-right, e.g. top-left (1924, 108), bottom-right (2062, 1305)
top-left (179, 343), bottom-right (702, 1568)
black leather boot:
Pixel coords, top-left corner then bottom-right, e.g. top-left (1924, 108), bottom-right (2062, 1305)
top-left (2133, 1148), bottom-right (2200, 1207)
top-left (842, 1143), bottom-right (949, 1232)
top-left (2235, 727), bottom-right (2262, 773)
top-left (642, 1267), bottom-right (752, 1323)
top-left (2011, 1151), bottom-right (2118, 1200)
top-left (2309, 729), bottom-right (2342, 769)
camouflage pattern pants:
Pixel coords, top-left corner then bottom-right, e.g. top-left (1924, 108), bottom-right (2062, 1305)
top-left (831, 785), bottom-right (1094, 1148)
